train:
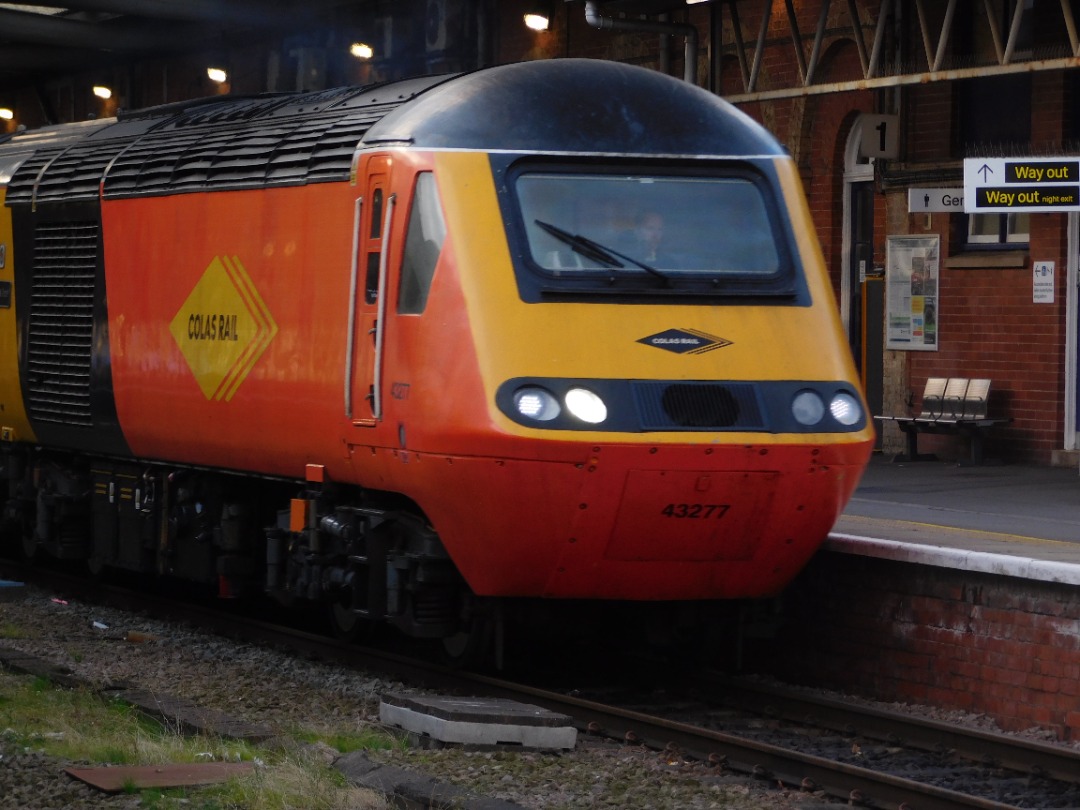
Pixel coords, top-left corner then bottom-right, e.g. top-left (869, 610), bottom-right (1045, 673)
top-left (0, 58), bottom-right (873, 662)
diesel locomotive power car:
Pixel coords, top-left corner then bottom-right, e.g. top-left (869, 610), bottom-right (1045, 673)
top-left (0, 59), bottom-right (873, 657)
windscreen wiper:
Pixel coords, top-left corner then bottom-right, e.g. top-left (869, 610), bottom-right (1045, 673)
top-left (598, 243), bottom-right (672, 285)
top-left (535, 220), bottom-right (672, 285)
top-left (535, 220), bottom-right (624, 267)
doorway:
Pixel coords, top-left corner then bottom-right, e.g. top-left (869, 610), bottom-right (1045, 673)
top-left (841, 118), bottom-right (883, 448)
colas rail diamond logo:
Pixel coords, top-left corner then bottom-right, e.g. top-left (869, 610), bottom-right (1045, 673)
top-left (169, 255), bottom-right (278, 402)
top-left (637, 328), bottom-right (732, 354)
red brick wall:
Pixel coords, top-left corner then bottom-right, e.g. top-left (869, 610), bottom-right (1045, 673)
top-left (747, 553), bottom-right (1080, 740)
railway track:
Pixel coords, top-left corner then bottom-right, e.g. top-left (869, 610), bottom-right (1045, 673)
top-left (6, 558), bottom-right (1080, 810)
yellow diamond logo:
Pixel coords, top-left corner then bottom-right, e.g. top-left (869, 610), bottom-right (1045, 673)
top-left (169, 255), bottom-right (278, 401)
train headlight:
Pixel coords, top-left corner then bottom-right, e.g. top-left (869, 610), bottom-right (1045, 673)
top-left (791, 390), bottom-right (825, 426)
top-left (513, 387), bottom-right (561, 421)
top-left (565, 388), bottom-right (607, 424)
top-left (830, 392), bottom-right (862, 426)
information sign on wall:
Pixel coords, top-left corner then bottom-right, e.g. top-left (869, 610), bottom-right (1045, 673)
top-left (886, 235), bottom-right (939, 352)
top-left (1033, 261), bottom-right (1055, 304)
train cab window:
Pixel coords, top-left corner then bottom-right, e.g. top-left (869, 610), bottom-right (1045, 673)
top-left (364, 187), bottom-right (385, 304)
top-left (370, 188), bottom-right (384, 238)
top-left (398, 172), bottom-right (446, 315)
top-left (515, 172), bottom-right (782, 281)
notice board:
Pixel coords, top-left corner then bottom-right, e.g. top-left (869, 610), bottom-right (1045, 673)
top-left (886, 235), bottom-right (939, 351)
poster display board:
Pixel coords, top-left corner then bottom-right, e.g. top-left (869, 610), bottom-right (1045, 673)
top-left (886, 235), bottom-right (939, 351)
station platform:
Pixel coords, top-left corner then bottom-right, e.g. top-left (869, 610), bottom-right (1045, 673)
top-left (828, 454), bottom-right (1080, 585)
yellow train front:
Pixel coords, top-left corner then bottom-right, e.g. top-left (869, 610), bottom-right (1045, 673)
top-left (0, 59), bottom-right (872, 655)
top-left (372, 59), bottom-right (875, 603)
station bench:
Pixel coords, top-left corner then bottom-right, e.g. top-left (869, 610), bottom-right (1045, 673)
top-left (875, 377), bottom-right (1012, 465)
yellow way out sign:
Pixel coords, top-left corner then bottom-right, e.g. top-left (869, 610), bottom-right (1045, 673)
top-left (963, 158), bottom-right (1080, 212)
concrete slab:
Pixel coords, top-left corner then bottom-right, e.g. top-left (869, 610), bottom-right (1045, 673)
top-left (106, 686), bottom-right (276, 742)
top-left (336, 751), bottom-right (526, 810)
top-left (380, 692), bottom-right (577, 750)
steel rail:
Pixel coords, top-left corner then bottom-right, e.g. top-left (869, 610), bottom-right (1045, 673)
top-left (694, 674), bottom-right (1080, 786)
top-left (466, 674), bottom-right (1031, 810)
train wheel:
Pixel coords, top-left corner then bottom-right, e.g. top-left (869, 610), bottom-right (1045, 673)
top-left (441, 596), bottom-right (504, 669)
top-left (329, 599), bottom-right (376, 642)
top-left (441, 617), bottom-right (493, 668)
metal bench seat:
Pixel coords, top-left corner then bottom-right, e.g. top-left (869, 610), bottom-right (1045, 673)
top-left (874, 377), bottom-right (1012, 465)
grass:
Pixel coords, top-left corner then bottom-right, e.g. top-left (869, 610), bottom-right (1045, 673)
top-left (0, 621), bottom-right (29, 639)
top-left (0, 671), bottom-right (396, 809)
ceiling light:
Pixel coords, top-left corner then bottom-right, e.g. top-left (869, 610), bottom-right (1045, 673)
top-left (524, 13), bottom-right (549, 31)
top-left (207, 67), bottom-right (228, 84)
top-left (0, 109), bottom-right (13, 121)
top-left (92, 86), bottom-right (112, 99)
top-left (350, 42), bottom-right (374, 59)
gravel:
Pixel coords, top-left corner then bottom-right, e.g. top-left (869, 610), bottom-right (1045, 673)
top-left (0, 583), bottom-right (844, 808)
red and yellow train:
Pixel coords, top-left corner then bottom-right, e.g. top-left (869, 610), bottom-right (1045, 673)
top-left (0, 59), bottom-right (873, 657)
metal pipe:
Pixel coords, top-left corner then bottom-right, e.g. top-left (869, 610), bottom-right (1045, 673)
top-left (583, 1), bottom-right (699, 84)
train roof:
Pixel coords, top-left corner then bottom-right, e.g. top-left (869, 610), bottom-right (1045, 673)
top-left (2, 59), bottom-right (784, 205)
top-left (364, 58), bottom-right (783, 157)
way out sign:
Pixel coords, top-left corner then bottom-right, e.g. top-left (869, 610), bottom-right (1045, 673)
top-left (1033, 261), bottom-right (1055, 304)
top-left (964, 158), bottom-right (1080, 212)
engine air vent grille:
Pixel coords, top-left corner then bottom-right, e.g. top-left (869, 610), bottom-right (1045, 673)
top-left (26, 221), bottom-right (98, 426)
top-left (633, 381), bottom-right (765, 430)
top-left (4, 148), bottom-right (63, 205)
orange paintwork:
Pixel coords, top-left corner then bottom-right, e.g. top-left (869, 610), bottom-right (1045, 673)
top-left (105, 181), bottom-right (379, 479)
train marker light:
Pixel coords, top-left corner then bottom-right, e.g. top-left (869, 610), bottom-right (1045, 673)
top-left (830, 392), bottom-right (862, 426)
top-left (791, 390), bottom-right (825, 426)
top-left (565, 388), bottom-right (607, 424)
top-left (514, 387), bottom-right (560, 421)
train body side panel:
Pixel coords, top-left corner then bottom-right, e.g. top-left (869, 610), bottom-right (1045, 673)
top-left (102, 183), bottom-right (364, 479)
top-left (0, 188), bottom-right (35, 445)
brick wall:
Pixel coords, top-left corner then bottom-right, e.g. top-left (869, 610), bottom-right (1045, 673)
top-left (746, 553), bottom-right (1080, 741)
top-left (887, 70), bottom-right (1072, 464)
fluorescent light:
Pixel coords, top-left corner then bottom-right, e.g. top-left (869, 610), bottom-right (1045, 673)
top-left (207, 67), bottom-right (228, 83)
top-left (350, 42), bottom-right (374, 59)
top-left (92, 86), bottom-right (112, 99)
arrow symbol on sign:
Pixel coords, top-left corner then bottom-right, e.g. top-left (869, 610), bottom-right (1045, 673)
top-left (978, 164), bottom-right (994, 182)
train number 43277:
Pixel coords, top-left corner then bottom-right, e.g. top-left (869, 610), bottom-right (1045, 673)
top-left (660, 503), bottom-right (731, 519)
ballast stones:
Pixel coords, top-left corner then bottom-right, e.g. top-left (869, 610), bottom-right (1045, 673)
top-left (380, 692), bottom-right (577, 751)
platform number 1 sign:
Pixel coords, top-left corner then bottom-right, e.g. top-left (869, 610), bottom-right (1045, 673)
top-left (859, 114), bottom-right (899, 160)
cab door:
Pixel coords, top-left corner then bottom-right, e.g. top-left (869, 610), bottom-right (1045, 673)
top-left (348, 154), bottom-right (393, 427)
